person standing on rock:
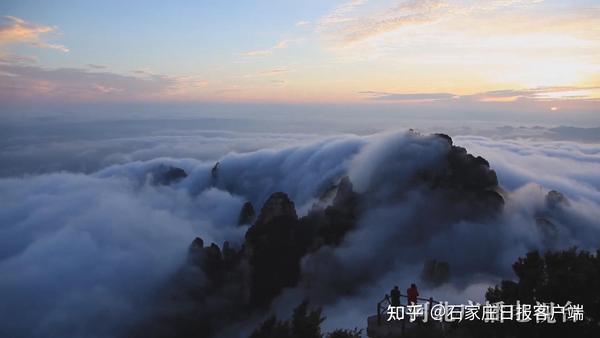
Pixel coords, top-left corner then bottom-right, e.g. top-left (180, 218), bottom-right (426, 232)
top-left (390, 286), bottom-right (401, 307)
top-left (407, 283), bottom-right (419, 305)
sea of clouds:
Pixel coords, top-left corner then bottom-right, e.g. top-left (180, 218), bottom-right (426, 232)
top-left (1, 120), bottom-right (599, 337)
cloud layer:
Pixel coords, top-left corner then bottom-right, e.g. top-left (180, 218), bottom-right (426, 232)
top-left (0, 129), bottom-right (599, 337)
top-left (319, 0), bottom-right (546, 45)
top-left (0, 62), bottom-right (209, 102)
top-left (360, 86), bottom-right (600, 102)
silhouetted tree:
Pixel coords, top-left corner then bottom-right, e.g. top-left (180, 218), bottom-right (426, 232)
top-left (326, 328), bottom-right (362, 338)
top-left (484, 247), bottom-right (600, 338)
top-left (250, 301), bottom-right (325, 338)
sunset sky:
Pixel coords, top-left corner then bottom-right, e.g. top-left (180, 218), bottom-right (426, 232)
top-left (1, 0), bottom-right (599, 116)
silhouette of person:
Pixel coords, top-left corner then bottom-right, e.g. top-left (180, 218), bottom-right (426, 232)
top-left (407, 283), bottom-right (419, 305)
top-left (390, 286), bottom-right (401, 307)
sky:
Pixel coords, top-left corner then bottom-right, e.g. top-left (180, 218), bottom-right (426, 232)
top-left (0, 0), bottom-right (599, 120)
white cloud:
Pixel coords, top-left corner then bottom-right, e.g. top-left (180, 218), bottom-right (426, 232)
top-left (240, 39), bottom-right (301, 57)
top-left (319, 0), bottom-right (548, 45)
top-left (0, 63), bottom-right (208, 101)
top-left (295, 20), bottom-right (311, 27)
top-left (0, 16), bottom-right (68, 52)
top-left (258, 66), bottom-right (291, 76)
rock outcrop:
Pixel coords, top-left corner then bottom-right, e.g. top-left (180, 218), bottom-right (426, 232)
top-left (428, 134), bottom-right (504, 218)
top-left (238, 201), bottom-right (256, 225)
top-left (546, 190), bottom-right (570, 209)
top-left (150, 165), bottom-right (187, 185)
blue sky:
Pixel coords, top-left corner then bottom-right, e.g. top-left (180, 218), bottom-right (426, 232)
top-left (2, 0), bottom-right (328, 72)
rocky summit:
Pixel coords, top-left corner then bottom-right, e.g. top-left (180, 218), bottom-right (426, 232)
top-left (137, 133), bottom-right (512, 337)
